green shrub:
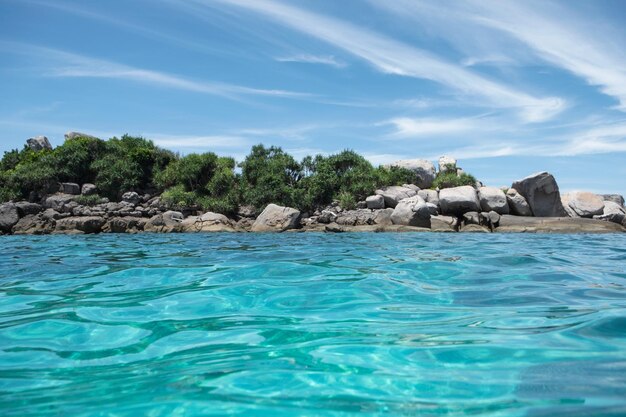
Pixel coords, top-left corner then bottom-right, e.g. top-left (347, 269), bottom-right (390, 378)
top-left (432, 171), bottom-right (477, 189)
top-left (74, 194), bottom-right (106, 206)
top-left (161, 185), bottom-right (198, 209)
top-left (338, 191), bottom-right (356, 210)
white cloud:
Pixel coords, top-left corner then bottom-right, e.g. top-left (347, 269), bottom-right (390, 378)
top-left (196, 0), bottom-right (565, 122)
top-left (148, 134), bottom-right (251, 149)
top-left (275, 54), bottom-right (347, 68)
top-left (0, 42), bottom-right (310, 100)
top-left (372, 0), bottom-right (626, 112)
top-left (384, 117), bottom-right (481, 138)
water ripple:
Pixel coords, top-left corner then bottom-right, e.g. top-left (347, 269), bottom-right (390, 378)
top-left (1, 233), bottom-right (626, 416)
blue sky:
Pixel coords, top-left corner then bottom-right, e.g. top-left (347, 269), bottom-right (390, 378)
top-left (1, 0), bottom-right (626, 195)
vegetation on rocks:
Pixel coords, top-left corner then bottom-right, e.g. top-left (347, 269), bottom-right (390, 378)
top-left (0, 136), bottom-right (416, 214)
top-left (431, 171), bottom-right (477, 190)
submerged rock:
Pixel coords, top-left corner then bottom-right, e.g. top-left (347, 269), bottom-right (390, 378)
top-left (496, 215), bottom-right (625, 233)
top-left (251, 204), bottom-right (301, 232)
top-left (511, 172), bottom-right (567, 217)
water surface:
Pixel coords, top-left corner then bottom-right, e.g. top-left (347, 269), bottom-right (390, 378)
top-left (1, 233), bottom-right (625, 416)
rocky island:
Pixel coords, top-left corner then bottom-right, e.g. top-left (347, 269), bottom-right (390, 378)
top-left (1, 133), bottom-right (625, 235)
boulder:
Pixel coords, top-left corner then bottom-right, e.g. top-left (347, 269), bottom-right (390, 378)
top-left (44, 194), bottom-right (76, 212)
top-left (181, 212), bottom-right (235, 232)
top-left (0, 203), bottom-right (19, 233)
top-left (251, 204), bottom-right (301, 232)
top-left (390, 195), bottom-right (431, 227)
top-left (430, 215), bottom-right (459, 232)
top-left (560, 194), bottom-right (579, 218)
top-left (460, 224), bottom-right (491, 233)
top-left (375, 186), bottom-right (417, 208)
top-left (418, 189), bottom-right (439, 207)
top-left (144, 211), bottom-right (184, 233)
top-left (12, 214), bottom-right (55, 235)
top-left (59, 182), bottom-right (80, 195)
top-left (438, 155), bottom-right (457, 174)
top-left (563, 191), bottom-right (605, 218)
top-left (42, 209), bottom-right (64, 222)
top-left (317, 210), bottom-right (337, 224)
top-left (402, 184), bottom-right (420, 192)
top-left (64, 131), bottom-right (100, 141)
top-left (462, 211), bottom-right (481, 226)
top-left (373, 208), bottom-right (394, 226)
top-left (122, 192), bottom-right (141, 206)
top-left (593, 201), bottom-right (626, 226)
top-left (506, 188), bottom-right (532, 216)
top-left (15, 202), bottom-right (43, 216)
top-left (365, 194), bottom-right (385, 209)
top-left (104, 217), bottom-right (146, 233)
top-left (81, 183), bottom-right (97, 195)
top-left (26, 136), bottom-right (52, 151)
top-left (54, 216), bottom-right (105, 234)
top-left (389, 159), bottom-right (436, 188)
top-left (479, 187), bottom-right (509, 214)
top-left (511, 172), bottom-right (567, 217)
top-left (484, 211), bottom-right (501, 228)
top-left (439, 186), bottom-right (481, 215)
top-left (600, 194), bottom-right (625, 207)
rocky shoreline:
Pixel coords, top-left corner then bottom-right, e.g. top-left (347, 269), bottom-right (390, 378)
top-left (1, 170), bottom-right (625, 235)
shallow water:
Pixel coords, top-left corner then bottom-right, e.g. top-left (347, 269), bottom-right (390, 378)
top-left (1, 233), bottom-right (625, 416)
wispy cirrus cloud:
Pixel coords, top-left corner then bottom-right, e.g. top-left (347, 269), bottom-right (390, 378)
top-left (275, 54), bottom-right (347, 68)
top-left (187, 0), bottom-right (565, 122)
top-left (0, 42), bottom-right (310, 100)
top-left (371, 0), bottom-right (626, 112)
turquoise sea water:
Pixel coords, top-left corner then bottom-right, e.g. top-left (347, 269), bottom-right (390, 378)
top-left (1, 233), bottom-right (626, 417)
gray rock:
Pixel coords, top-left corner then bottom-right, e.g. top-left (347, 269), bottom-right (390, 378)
top-left (59, 182), bottom-right (80, 195)
top-left (0, 203), bottom-right (19, 233)
top-left (182, 212), bottom-right (234, 232)
top-left (511, 172), bottom-right (567, 217)
top-left (389, 159), bottom-right (437, 188)
top-left (418, 189), bottom-right (439, 207)
top-left (462, 211), bottom-right (481, 226)
top-left (144, 211), bottom-right (184, 233)
top-left (563, 191), bottom-right (605, 218)
top-left (485, 210), bottom-right (501, 227)
top-left (366, 194), bottom-right (385, 209)
top-left (15, 202), bottom-right (43, 216)
top-left (460, 224), bottom-right (491, 233)
top-left (430, 215), bottom-right (459, 232)
top-left (506, 188), bottom-right (532, 216)
top-left (317, 210), bottom-right (337, 224)
top-left (64, 131), bottom-right (100, 141)
top-left (497, 215), bottom-right (625, 233)
top-left (42, 209), bottom-right (64, 221)
top-left (438, 155), bottom-right (457, 174)
top-left (593, 201), bottom-right (626, 225)
top-left (600, 194), bottom-right (625, 206)
top-left (237, 205), bottom-right (257, 218)
top-left (251, 204), bottom-right (301, 232)
top-left (402, 184), bottom-right (420, 192)
top-left (390, 195), bottom-right (431, 227)
top-left (44, 194), bottom-right (76, 212)
top-left (26, 136), bottom-right (52, 151)
top-left (335, 209), bottom-right (377, 226)
top-left (560, 194), bottom-right (579, 218)
top-left (12, 214), bottom-right (55, 235)
top-left (55, 216), bottom-right (105, 234)
top-left (425, 202), bottom-right (438, 215)
top-left (81, 183), bottom-right (97, 195)
top-left (104, 217), bottom-right (146, 233)
top-left (479, 186), bottom-right (509, 214)
top-left (122, 191), bottom-right (141, 206)
top-left (373, 208), bottom-right (394, 226)
top-left (439, 186), bottom-right (481, 215)
top-left (375, 186), bottom-right (417, 208)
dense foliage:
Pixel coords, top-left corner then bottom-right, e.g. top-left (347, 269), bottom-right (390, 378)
top-left (431, 171), bottom-right (477, 189)
top-left (1, 136), bottom-right (465, 214)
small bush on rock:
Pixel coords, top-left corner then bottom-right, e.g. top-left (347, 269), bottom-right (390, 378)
top-left (432, 171), bottom-right (477, 189)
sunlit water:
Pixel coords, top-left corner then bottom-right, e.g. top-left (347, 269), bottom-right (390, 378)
top-left (1, 233), bottom-right (625, 417)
